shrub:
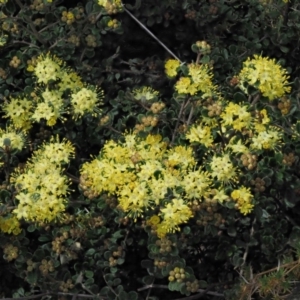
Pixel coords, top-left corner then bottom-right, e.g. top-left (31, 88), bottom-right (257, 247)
top-left (1, 0), bottom-right (300, 300)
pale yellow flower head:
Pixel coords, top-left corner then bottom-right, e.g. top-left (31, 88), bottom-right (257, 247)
top-left (34, 53), bottom-right (63, 84)
top-left (238, 55), bottom-right (290, 100)
top-left (165, 59), bottom-right (180, 77)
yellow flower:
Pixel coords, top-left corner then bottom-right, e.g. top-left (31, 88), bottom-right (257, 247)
top-left (2, 98), bottom-right (33, 130)
top-left (231, 186), bottom-right (254, 215)
top-left (0, 127), bottom-right (26, 151)
top-left (71, 86), bottom-right (103, 117)
top-left (251, 129), bottom-right (281, 150)
top-left (238, 55), bottom-right (290, 100)
top-left (34, 53), bottom-right (63, 84)
top-left (188, 63), bottom-right (216, 97)
top-left (175, 77), bottom-right (191, 94)
top-left (186, 124), bottom-right (213, 147)
top-left (210, 154), bottom-right (237, 184)
top-left (165, 59), bottom-right (180, 77)
top-left (133, 86), bottom-right (159, 101)
top-left (221, 102), bottom-right (252, 131)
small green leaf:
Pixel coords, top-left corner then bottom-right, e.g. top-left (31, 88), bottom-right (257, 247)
top-left (127, 291), bottom-right (138, 300)
top-left (85, 270), bottom-right (94, 278)
top-left (227, 225), bottom-right (237, 237)
top-left (85, 248), bottom-right (96, 256)
top-left (27, 224), bottom-right (36, 232)
top-left (233, 92), bottom-right (247, 102)
top-left (141, 259), bottom-right (153, 269)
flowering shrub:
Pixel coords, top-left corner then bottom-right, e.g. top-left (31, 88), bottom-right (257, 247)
top-left (1, 1), bottom-right (300, 300)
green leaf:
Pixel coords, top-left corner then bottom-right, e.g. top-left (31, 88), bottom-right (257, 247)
top-left (280, 46), bottom-right (289, 53)
top-left (38, 235), bottom-right (51, 242)
top-left (141, 259), bottom-right (153, 269)
top-left (85, 1), bottom-right (93, 14)
top-left (26, 270), bottom-right (38, 284)
top-left (142, 275), bottom-right (154, 285)
top-left (127, 291), bottom-right (138, 300)
top-left (183, 226), bottom-right (191, 235)
top-left (85, 270), bottom-right (94, 278)
top-left (233, 92), bottom-right (247, 102)
top-left (85, 248), bottom-right (96, 256)
top-left (117, 258), bottom-right (125, 265)
top-left (227, 225), bottom-right (237, 237)
top-left (200, 55), bottom-right (210, 64)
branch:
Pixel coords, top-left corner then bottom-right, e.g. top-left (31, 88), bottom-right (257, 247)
top-left (137, 284), bottom-right (224, 298)
top-left (1, 291), bottom-right (107, 300)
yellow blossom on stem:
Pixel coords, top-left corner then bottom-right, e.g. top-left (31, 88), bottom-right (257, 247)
top-left (186, 124), bottom-right (213, 147)
top-left (34, 53), bottom-right (63, 84)
top-left (251, 129), bottom-right (281, 150)
top-left (175, 77), bottom-right (191, 94)
top-left (210, 154), bottom-right (237, 184)
top-left (165, 59), bottom-right (180, 77)
top-left (238, 55), bottom-right (290, 100)
top-left (231, 186), bottom-right (254, 215)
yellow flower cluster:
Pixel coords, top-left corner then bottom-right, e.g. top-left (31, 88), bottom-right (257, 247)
top-left (231, 186), bottom-right (254, 215)
top-left (174, 63), bottom-right (216, 97)
top-left (81, 133), bottom-right (206, 236)
top-left (0, 127), bottom-right (25, 151)
top-left (4, 53), bottom-right (103, 129)
top-left (210, 154), bottom-right (237, 184)
top-left (165, 59), bottom-right (180, 78)
top-left (185, 124), bottom-right (213, 147)
top-left (238, 55), bottom-right (291, 100)
top-left (12, 137), bottom-right (74, 223)
top-left (133, 86), bottom-right (159, 101)
top-left (98, 0), bottom-right (123, 13)
top-left (0, 215), bottom-right (22, 235)
top-left (251, 129), bottom-right (281, 150)
top-left (81, 131), bottom-right (258, 235)
top-left (221, 102), bottom-right (252, 131)
top-left (2, 97), bottom-right (33, 130)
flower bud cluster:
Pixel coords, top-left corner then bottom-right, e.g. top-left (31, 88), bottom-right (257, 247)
top-left (195, 41), bottom-right (211, 55)
top-left (59, 279), bottom-right (74, 293)
top-left (150, 102), bottom-right (165, 114)
top-left (154, 258), bottom-right (169, 269)
top-left (241, 153), bottom-right (257, 170)
top-left (33, 18), bottom-right (45, 26)
top-left (79, 174), bottom-right (100, 200)
top-left (107, 19), bottom-right (120, 29)
top-left (67, 35), bottom-right (80, 46)
top-left (185, 10), bottom-right (197, 20)
top-left (61, 11), bottom-right (75, 25)
top-left (3, 243), bottom-right (18, 261)
top-left (186, 280), bottom-right (200, 293)
top-left (108, 246), bottom-right (123, 267)
top-left (26, 259), bottom-right (35, 272)
top-left (168, 267), bottom-right (186, 283)
top-left (207, 102), bottom-right (222, 117)
top-left (99, 115), bottom-right (110, 126)
top-left (278, 97), bottom-right (291, 115)
top-left (156, 237), bottom-right (174, 254)
top-left (30, 0), bottom-right (45, 11)
top-left (250, 178), bottom-right (266, 193)
top-left (39, 259), bottom-right (54, 276)
top-left (0, 67), bottom-right (7, 79)
top-left (283, 152), bottom-right (295, 166)
top-left (98, 0), bottom-right (123, 15)
top-left (9, 56), bottom-right (21, 68)
top-left (85, 34), bottom-right (97, 47)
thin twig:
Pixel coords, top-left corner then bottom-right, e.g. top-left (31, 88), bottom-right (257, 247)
top-left (170, 101), bottom-right (186, 146)
top-left (1, 291), bottom-right (106, 300)
top-left (138, 284), bottom-right (224, 298)
top-left (122, 5), bottom-right (182, 63)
